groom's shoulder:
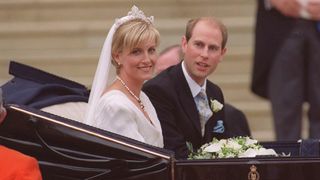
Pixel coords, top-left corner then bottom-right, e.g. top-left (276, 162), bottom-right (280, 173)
top-left (207, 79), bottom-right (222, 90)
top-left (147, 66), bottom-right (177, 86)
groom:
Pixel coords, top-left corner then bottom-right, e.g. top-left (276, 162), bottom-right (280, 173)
top-left (143, 17), bottom-right (229, 159)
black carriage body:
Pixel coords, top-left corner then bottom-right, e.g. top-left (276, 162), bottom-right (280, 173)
top-left (2, 105), bottom-right (320, 180)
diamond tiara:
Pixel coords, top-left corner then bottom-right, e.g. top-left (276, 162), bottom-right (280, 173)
top-left (114, 5), bottom-right (154, 29)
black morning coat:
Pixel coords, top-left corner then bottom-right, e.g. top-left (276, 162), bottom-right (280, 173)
top-left (143, 63), bottom-right (229, 159)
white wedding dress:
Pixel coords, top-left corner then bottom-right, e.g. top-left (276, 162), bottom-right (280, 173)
top-left (92, 90), bottom-right (163, 148)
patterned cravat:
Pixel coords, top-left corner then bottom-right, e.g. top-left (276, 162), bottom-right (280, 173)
top-left (194, 89), bottom-right (213, 136)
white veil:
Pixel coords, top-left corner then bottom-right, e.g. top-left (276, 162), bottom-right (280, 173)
top-left (84, 6), bottom-right (154, 125)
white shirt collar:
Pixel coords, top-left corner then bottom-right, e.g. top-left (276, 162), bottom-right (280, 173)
top-left (181, 61), bottom-right (207, 98)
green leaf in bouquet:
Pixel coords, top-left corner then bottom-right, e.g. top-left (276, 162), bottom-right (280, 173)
top-left (186, 141), bottom-right (194, 153)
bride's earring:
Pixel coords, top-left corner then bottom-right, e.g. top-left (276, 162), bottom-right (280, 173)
top-left (113, 59), bottom-right (122, 69)
top-left (116, 61), bottom-right (122, 69)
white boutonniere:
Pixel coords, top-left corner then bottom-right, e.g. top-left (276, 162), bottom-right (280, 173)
top-left (210, 99), bottom-right (223, 113)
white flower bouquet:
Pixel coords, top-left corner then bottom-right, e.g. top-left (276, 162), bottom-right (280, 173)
top-left (188, 136), bottom-right (280, 159)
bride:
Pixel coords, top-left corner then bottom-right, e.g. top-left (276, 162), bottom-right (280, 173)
top-left (84, 6), bottom-right (163, 148)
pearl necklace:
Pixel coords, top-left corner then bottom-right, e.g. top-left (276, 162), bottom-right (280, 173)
top-left (116, 76), bottom-right (145, 112)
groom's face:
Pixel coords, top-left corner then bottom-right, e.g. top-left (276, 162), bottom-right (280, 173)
top-left (182, 20), bottom-right (226, 86)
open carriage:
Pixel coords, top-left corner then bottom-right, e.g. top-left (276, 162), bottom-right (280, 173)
top-left (1, 61), bottom-right (320, 180)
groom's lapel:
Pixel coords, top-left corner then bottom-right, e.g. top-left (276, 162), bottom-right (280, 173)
top-left (173, 64), bottom-right (201, 135)
top-left (206, 86), bottom-right (216, 121)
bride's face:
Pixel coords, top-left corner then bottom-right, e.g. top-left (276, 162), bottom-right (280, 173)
top-left (116, 40), bottom-right (158, 82)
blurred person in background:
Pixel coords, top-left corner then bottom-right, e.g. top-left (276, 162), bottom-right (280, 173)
top-left (251, 0), bottom-right (320, 140)
top-left (154, 44), bottom-right (182, 75)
